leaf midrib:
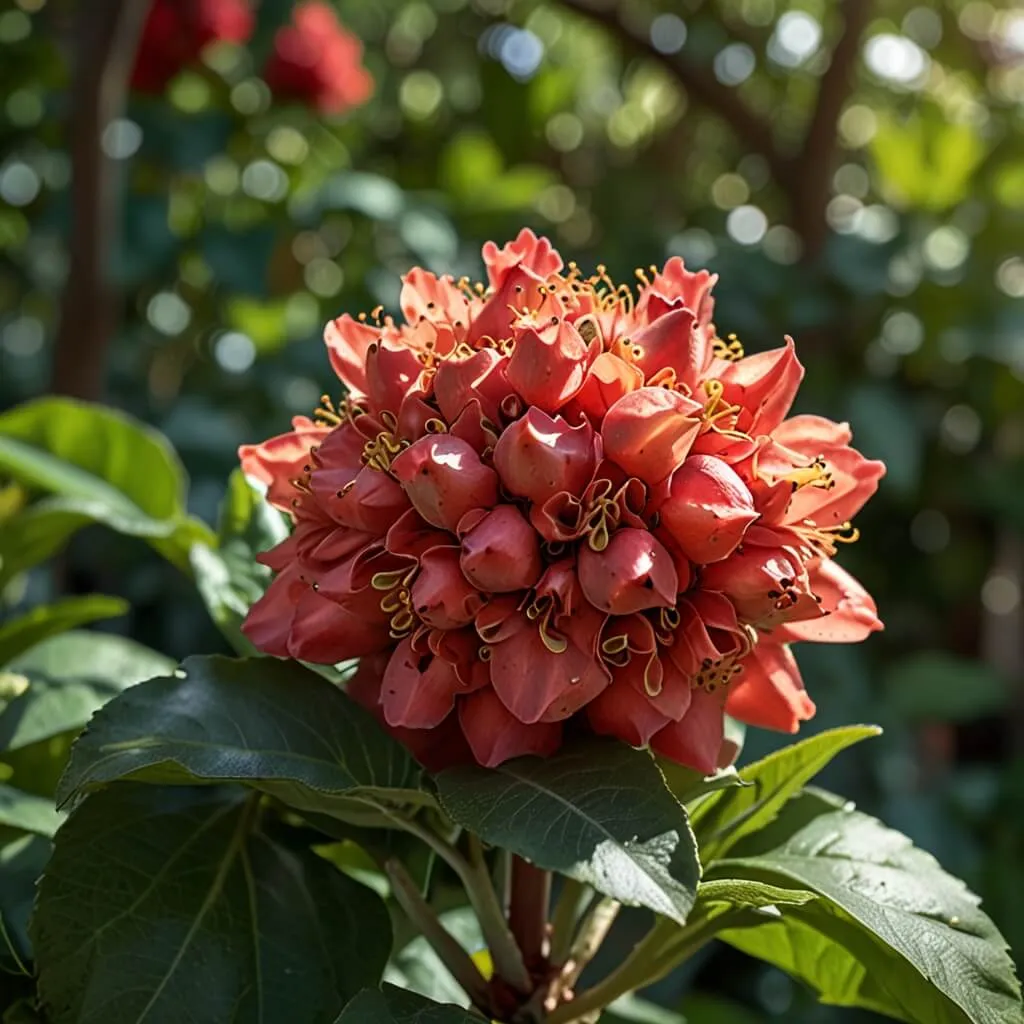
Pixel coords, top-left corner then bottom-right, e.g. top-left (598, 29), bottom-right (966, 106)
top-left (135, 795), bottom-right (260, 1024)
top-left (498, 764), bottom-right (691, 914)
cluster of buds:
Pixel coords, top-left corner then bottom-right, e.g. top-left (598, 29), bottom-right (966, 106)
top-left (132, 0), bottom-right (372, 116)
top-left (242, 231), bottom-right (884, 773)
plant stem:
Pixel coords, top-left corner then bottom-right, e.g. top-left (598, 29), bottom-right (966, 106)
top-left (508, 856), bottom-right (551, 968)
top-left (547, 879), bottom-right (590, 967)
top-left (546, 912), bottom-right (736, 1024)
top-left (385, 858), bottom-right (492, 1010)
top-left (363, 799), bottom-right (532, 994)
top-left (559, 896), bottom-right (620, 990)
top-left (464, 834), bottom-right (533, 993)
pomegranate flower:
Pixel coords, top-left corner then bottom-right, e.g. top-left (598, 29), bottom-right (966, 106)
top-left (241, 231), bottom-right (884, 773)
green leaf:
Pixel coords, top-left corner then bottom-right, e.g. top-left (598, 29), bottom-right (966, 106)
top-left (58, 655), bottom-right (427, 818)
top-left (436, 739), bottom-right (700, 925)
top-left (657, 762), bottom-right (749, 810)
top-left (0, 784), bottom-right (61, 837)
top-left (696, 877), bottom-right (815, 911)
top-left (0, 499), bottom-right (92, 588)
top-left (2, 630), bottom-right (174, 751)
top-left (336, 985), bottom-right (480, 1024)
top-left (0, 834), bottom-right (51, 966)
top-left (690, 725), bottom-right (880, 862)
top-left (33, 784), bottom-right (392, 1024)
top-left (713, 809), bottom-right (1023, 1024)
top-left (189, 470), bottom-right (288, 654)
top-left (0, 398), bottom-right (214, 572)
top-left (0, 597), bottom-right (128, 665)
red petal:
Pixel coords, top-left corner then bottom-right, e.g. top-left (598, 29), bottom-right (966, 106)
top-left (650, 687), bottom-right (726, 774)
top-left (726, 644), bottom-right (815, 732)
top-left (458, 688), bottom-right (562, 767)
top-left (602, 387), bottom-right (702, 483)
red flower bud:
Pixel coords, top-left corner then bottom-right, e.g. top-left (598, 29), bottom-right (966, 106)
top-left (493, 408), bottom-right (599, 506)
top-left (458, 505), bottom-right (542, 593)
top-left (391, 435), bottom-right (498, 532)
top-left (578, 528), bottom-right (678, 615)
top-left (653, 454), bottom-right (758, 564)
top-left (602, 387), bottom-right (703, 483)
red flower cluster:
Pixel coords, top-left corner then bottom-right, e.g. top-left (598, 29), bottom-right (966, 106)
top-left (264, 1), bottom-right (374, 115)
top-left (241, 231), bottom-right (884, 773)
top-left (131, 0), bottom-right (372, 116)
top-left (130, 0), bottom-right (255, 94)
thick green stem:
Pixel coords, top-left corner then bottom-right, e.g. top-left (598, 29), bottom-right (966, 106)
top-left (547, 879), bottom-right (590, 967)
top-left (546, 912), bottom-right (738, 1024)
top-left (358, 799), bottom-right (530, 992)
top-left (508, 856), bottom-right (551, 969)
top-left (385, 858), bottom-right (492, 1010)
top-left (465, 834), bottom-right (533, 993)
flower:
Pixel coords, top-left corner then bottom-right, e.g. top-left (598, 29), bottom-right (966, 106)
top-left (241, 231), bottom-right (884, 773)
top-left (130, 0), bottom-right (254, 94)
top-left (263, 1), bottom-right (374, 115)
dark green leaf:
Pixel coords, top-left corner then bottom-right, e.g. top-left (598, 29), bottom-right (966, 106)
top-left (0, 834), bottom-right (50, 966)
top-left (436, 739), bottom-right (700, 925)
top-left (189, 470), bottom-right (287, 654)
top-left (603, 994), bottom-right (686, 1024)
top-left (0, 398), bottom-right (214, 572)
top-left (335, 985), bottom-right (480, 1024)
top-left (58, 655), bottom-right (427, 818)
top-left (713, 809), bottom-right (1022, 1024)
top-left (0, 597), bottom-right (129, 665)
top-left (690, 725), bottom-right (880, 862)
top-left (0, 784), bottom-right (61, 836)
top-left (33, 784), bottom-right (392, 1024)
top-left (2, 631), bottom-right (174, 751)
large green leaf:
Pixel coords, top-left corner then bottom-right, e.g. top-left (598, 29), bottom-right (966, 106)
top-left (58, 655), bottom-right (427, 818)
top-left (1, 631), bottom-right (174, 751)
top-left (0, 784), bottom-right (61, 837)
top-left (689, 725), bottom-right (880, 862)
top-left (712, 809), bottom-right (1022, 1024)
top-left (436, 739), bottom-right (700, 925)
top-left (33, 784), bottom-right (392, 1024)
top-left (0, 499), bottom-right (92, 588)
top-left (189, 470), bottom-right (287, 654)
top-left (0, 597), bottom-right (128, 666)
top-left (335, 985), bottom-right (480, 1024)
top-left (0, 398), bottom-right (214, 572)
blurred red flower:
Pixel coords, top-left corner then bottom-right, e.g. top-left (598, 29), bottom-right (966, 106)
top-left (263, 1), bottom-right (373, 115)
top-left (131, 0), bottom-right (254, 94)
top-left (240, 231), bottom-right (884, 774)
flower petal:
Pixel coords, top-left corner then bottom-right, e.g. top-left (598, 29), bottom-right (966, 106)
top-left (458, 688), bottom-right (562, 767)
top-left (726, 643), bottom-right (815, 732)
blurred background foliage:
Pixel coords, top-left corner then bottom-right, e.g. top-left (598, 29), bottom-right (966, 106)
top-left (1, 0), bottom-right (1023, 1019)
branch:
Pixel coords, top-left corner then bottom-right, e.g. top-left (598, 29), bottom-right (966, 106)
top-left (557, 0), bottom-right (793, 189)
top-left (384, 859), bottom-right (493, 1011)
top-left (51, 0), bottom-right (151, 400)
top-left (793, 0), bottom-right (873, 256)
